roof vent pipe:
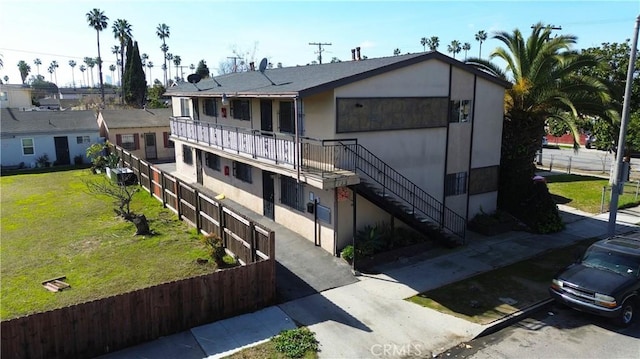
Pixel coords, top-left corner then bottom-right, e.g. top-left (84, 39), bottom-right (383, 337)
top-left (356, 47), bottom-right (361, 61)
top-left (351, 49), bottom-right (356, 61)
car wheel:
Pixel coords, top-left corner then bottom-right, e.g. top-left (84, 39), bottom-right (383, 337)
top-left (615, 299), bottom-right (635, 327)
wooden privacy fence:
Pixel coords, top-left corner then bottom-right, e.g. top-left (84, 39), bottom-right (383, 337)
top-left (1, 146), bottom-right (277, 359)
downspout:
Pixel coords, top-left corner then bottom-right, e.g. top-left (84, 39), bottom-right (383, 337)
top-left (294, 96), bottom-right (300, 182)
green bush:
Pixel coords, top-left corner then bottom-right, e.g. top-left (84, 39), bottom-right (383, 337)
top-left (272, 327), bottom-right (318, 359)
top-left (200, 233), bottom-right (226, 266)
top-left (340, 245), bottom-right (354, 262)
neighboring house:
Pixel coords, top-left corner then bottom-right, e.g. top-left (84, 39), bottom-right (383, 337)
top-left (97, 108), bottom-right (175, 162)
top-left (59, 87), bottom-right (118, 100)
top-left (0, 84), bottom-right (33, 109)
top-left (166, 51), bottom-right (508, 255)
top-left (0, 108), bottom-right (101, 168)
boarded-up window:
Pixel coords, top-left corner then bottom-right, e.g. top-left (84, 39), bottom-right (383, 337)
top-left (468, 165), bottom-right (499, 195)
top-left (336, 97), bottom-right (449, 133)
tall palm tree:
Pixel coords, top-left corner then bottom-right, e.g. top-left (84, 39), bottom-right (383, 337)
top-left (33, 58), bottom-right (42, 76)
top-left (69, 60), bottom-right (77, 88)
top-left (166, 52), bottom-right (173, 84)
top-left (47, 64), bottom-right (54, 82)
top-left (84, 57), bottom-right (95, 87)
top-left (426, 36), bottom-right (439, 51)
top-left (420, 37), bottom-right (428, 52)
top-left (147, 61), bottom-right (153, 84)
top-left (475, 30), bottom-right (488, 58)
top-left (17, 60), bottom-right (31, 84)
top-left (141, 53), bottom-right (149, 79)
top-left (156, 23), bottom-right (170, 86)
top-left (112, 19), bottom-right (132, 90)
top-left (109, 64), bottom-right (116, 85)
top-left (79, 64), bottom-right (86, 87)
top-left (50, 60), bottom-right (59, 86)
top-left (447, 40), bottom-right (461, 59)
top-left (86, 8), bottom-right (108, 102)
top-left (173, 55), bottom-right (182, 81)
top-left (111, 45), bottom-right (120, 85)
top-left (462, 42), bottom-right (471, 60)
top-left (465, 23), bottom-right (614, 232)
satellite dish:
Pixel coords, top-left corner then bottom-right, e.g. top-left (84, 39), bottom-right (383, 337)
top-left (259, 58), bottom-right (268, 73)
top-left (187, 74), bottom-right (202, 84)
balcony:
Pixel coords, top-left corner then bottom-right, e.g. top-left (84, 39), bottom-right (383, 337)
top-left (170, 116), bottom-right (360, 189)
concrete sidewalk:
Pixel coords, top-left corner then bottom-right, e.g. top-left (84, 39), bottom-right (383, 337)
top-left (100, 205), bottom-right (640, 359)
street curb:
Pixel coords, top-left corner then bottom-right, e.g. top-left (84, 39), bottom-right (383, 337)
top-left (474, 298), bottom-right (554, 339)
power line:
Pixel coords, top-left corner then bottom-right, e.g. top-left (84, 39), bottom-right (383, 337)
top-left (308, 42), bottom-right (332, 64)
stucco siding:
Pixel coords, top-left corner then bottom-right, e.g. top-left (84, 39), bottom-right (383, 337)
top-left (450, 66), bottom-right (475, 101)
top-left (446, 123), bottom-right (472, 173)
top-left (1, 132), bottom-right (99, 167)
top-left (109, 128), bottom-right (174, 161)
top-left (471, 79), bottom-right (505, 168)
top-left (468, 192), bottom-right (498, 218)
top-left (303, 92), bottom-right (336, 139)
top-left (174, 142), bottom-right (197, 182)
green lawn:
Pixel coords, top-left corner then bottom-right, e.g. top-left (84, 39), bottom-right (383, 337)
top-left (546, 174), bottom-right (640, 213)
top-left (1, 169), bottom-right (214, 320)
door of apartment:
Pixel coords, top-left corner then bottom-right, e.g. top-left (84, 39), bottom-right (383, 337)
top-left (262, 171), bottom-right (275, 220)
top-left (260, 100), bottom-right (273, 133)
top-left (196, 149), bottom-right (203, 185)
top-left (144, 133), bottom-right (157, 160)
top-left (54, 136), bottom-right (70, 165)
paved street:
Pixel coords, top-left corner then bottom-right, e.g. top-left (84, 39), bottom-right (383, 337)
top-left (538, 147), bottom-right (640, 180)
top-left (439, 302), bottom-right (640, 359)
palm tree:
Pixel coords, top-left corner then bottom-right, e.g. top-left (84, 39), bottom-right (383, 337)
top-left (33, 58), bottom-right (42, 76)
top-left (86, 8), bottom-right (109, 102)
top-left (17, 60), bottom-right (31, 84)
top-left (79, 65), bottom-right (86, 87)
top-left (112, 19), bottom-right (132, 89)
top-left (426, 36), bottom-right (439, 51)
top-left (156, 23), bottom-right (170, 86)
top-left (465, 23), bottom-right (614, 232)
top-left (111, 45), bottom-right (120, 85)
top-left (173, 55), bottom-right (182, 81)
top-left (166, 53), bottom-right (174, 84)
top-left (50, 60), bottom-right (59, 86)
top-left (47, 64), bottom-right (55, 82)
top-left (189, 63), bottom-right (195, 72)
top-left (462, 42), bottom-right (471, 60)
top-left (84, 57), bottom-right (96, 87)
top-left (475, 30), bottom-right (488, 58)
top-left (447, 40), bottom-right (461, 59)
top-left (69, 60), bottom-right (77, 88)
top-left (147, 61), bottom-right (153, 84)
top-left (109, 64), bottom-right (116, 85)
top-left (3, 75), bottom-right (8, 83)
top-left (420, 37), bottom-right (428, 52)
top-left (393, 48), bottom-right (401, 56)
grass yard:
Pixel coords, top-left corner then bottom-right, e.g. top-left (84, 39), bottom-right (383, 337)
top-left (407, 238), bottom-right (598, 324)
top-left (546, 174), bottom-right (640, 213)
top-left (1, 169), bottom-right (215, 320)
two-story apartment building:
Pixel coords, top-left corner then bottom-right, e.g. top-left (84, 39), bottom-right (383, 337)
top-left (166, 51), bottom-right (508, 255)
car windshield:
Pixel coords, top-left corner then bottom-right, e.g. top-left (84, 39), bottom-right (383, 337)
top-left (582, 247), bottom-right (640, 277)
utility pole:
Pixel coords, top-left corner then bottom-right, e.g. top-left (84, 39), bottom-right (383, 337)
top-left (308, 42), bottom-right (332, 64)
top-left (227, 56), bottom-right (242, 72)
top-left (608, 14), bottom-right (640, 236)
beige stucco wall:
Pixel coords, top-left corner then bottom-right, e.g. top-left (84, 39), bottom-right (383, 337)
top-left (1, 86), bottom-right (32, 109)
top-left (470, 79), bottom-right (505, 169)
top-left (109, 127), bottom-right (174, 161)
top-left (303, 92), bottom-right (336, 139)
top-left (174, 142), bottom-right (197, 182)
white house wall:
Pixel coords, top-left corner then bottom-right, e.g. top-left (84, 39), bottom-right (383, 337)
top-left (1, 132), bottom-right (99, 167)
top-left (471, 79), bottom-right (504, 168)
top-left (469, 192), bottom-right (498, 219)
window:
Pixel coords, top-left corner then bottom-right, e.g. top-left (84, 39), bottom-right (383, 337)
top-left (449, 100), bottom-right (473, 123)
top-left (280, 176), bottom-right (305, 211)
top-left (180, 98), bottom-right (190, 117)
top-left (183, 145), bottom-right (193, 165)
top-left (204, 99), bottom-right (217, 117)
top-left (0, 92), bottom-right (7, 101)
top-left (76, 136), bottom-right (90, 144)
top-left (279, 101), bottom-right (295, 134)
top-left (118, 134), bottom-right (137, 150)
top-left (445, 172), bottom-right (467, 196)
top-left (163, 132), bottom-right (174, 148)
top-left (205, 153), bottom-right (220, 171)
top-left (21, 138), bottom-right (34, 155)
top-left (232, 99), bottom-right (250, 121)
top-left (233, 161), bottom-right (252, 183)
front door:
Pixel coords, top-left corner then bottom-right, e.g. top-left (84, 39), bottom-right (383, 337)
top-left (54, 136), bottom-right (70, 165)
top-left (260, 100), bottom-right (273, 133)
top-left (262, 171), bottom-right (275, 220)
top-left (196, 149), bottom-right (203, 185)
top-left (144, 133), bottom-right (157, 160)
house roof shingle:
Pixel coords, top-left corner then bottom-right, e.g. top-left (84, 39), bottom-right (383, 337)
top-left (166, 51), bottom-right (510, 98)
top-left (99, 108), bottom-right (172, 129)
top-left (0, 109), bottom-right (99, 135)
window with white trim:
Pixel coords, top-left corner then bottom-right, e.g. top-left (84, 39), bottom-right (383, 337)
top-left (445, 172), bottom-right (467, 196)
top-left (280, 176), bottom-right (305, 211)
top-left (21, 138), bottom-right (34, 155)
top-left (76, 136), bottom-right (90, 144)
top-left (180, 98), bottom-right (190, 117)
top-left (449, 100), bottom-right (473, 123)
top-left (120, 134), bottom-right (136, 150)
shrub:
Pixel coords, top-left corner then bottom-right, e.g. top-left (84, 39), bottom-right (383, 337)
top-left (272, 327), bottom-right (318, 359)
top-left (200, 233), bottom-right (226, 266)
top-left (340, 245), bottom-right (354, 262)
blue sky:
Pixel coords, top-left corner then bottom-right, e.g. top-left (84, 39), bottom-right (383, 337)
top-left (0, 0), bottom-right (638, 87)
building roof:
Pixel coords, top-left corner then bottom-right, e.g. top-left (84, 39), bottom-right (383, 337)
top-left (166, 51), bottom-right (511, 98)
top-left (0, 109), bottom-right (99, 136)
top-left (59, 87), bottom-right (118, 95)
top-left (99, 108), bottom-right (172, 129)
